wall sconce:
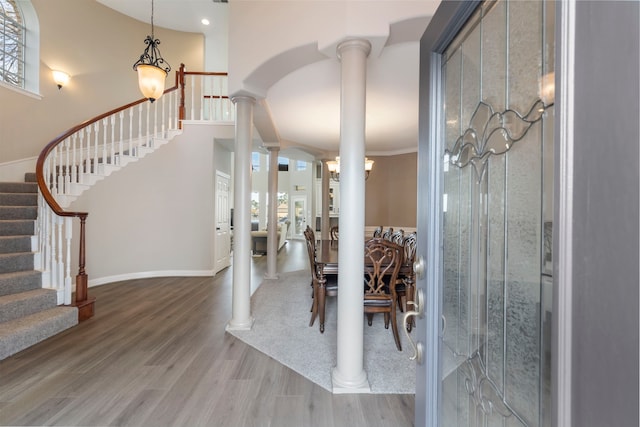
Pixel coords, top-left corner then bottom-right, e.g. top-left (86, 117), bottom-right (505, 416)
top-left (132, 0), bottom-right (171, 103)
top-left (52, 70), bottom-right (70, 89)
top-left (326, 156), bottom-right (374, 182)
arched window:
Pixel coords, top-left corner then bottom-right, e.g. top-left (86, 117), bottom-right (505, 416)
top-left (0, 0), bottom-right (39, 95)
top-left (0, 0), bottom-right (25, 87)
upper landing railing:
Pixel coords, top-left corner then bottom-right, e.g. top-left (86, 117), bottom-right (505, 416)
top-left (34, 64), bottom-right (232, 320)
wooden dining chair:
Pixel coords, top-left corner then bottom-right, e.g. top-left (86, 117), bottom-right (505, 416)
top-left (330, 225), bottom-right (339, 241)
top-left (382, 227), bottom-right (394, 240)
top-left (363, 238), bottom-right (404, 351)
top-left (304, 226), bottom-right (337, 332)
top-left (390, 229), bottom-right (404, 245)
top-left (395, 231), bottom-right (416, 312)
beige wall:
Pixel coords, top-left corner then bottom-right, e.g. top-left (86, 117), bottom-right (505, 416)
top-left (365, 152), bottom-right (417, 227)
top-left (0, 0), bottom-right (203, 164)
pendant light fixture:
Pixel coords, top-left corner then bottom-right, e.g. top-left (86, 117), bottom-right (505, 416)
top-left (133, 0), bottom-right (171, 103)
top-left (326, 156), bottom-right (374, 182)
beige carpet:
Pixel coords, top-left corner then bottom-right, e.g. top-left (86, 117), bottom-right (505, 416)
top-left (227, 269), bottom-right (416, 394)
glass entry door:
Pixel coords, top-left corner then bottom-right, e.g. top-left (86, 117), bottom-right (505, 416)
top-left (439, 1), bottom-right (554, 425)
top-left (291, 196), bottom-right (307, 239)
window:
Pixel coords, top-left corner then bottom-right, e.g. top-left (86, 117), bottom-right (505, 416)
top-left (251, 152), bottom-right (260, 172)
top-left (296, 160), bottom-right (307, 171)
top-left (0, 0), bottom-right (24, 88)
top-left (278, 156), bottom-right (289, 171)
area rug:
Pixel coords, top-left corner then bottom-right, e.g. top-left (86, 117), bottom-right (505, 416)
top-left (227, 269), bottom-right (416, 394)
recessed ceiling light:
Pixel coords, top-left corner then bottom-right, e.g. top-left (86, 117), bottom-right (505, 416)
top-left (201, 18), bottom-right (210, 25)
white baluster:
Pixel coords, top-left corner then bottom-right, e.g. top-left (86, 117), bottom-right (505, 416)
top-left (78, 129), bottom-right (85, 184)
top-left (119, 111), bottom-right (124, 165)
top-left (71, 134), bottom-right (77, 184)
top-left (145, 102), bottom-right (150, 147)
top-left (102, 119), bottom-right (108, 170)
top-left (161, 95), bottom-right (166, 136)
top-left (190, 75), bottom-right (195, 120)
top-left (153, 100), bottom-right (158, 143)
top-left (64, 217), bottom-right (72, 305)
top-left (44, 155), bottom-right (51, 197)
top-left (137, 103), bottom-right (142, 156)
top-left (93, 123), bottom-right (100, 175)
top-left (48, 208), bottom-right (55, 288)
top-left (129, 108), bottom-right (134, 157)
top-left (200, 74), bottom-right (205, 120)
top-left (214, 76), bottom-right (219, 120)
top-left (36, 194), bottom-right (44, 272)
top-left (43, 206), bottom-right (51, 288)
top-left (110, 115), bottom-right (116, 165)
top-left (56, 215), bottom-right (64, 294)
top-left (51, 146), bottom-right (59, 196)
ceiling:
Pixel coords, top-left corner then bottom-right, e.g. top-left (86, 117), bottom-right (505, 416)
top-left (97, 0), bottom-right (435, 159)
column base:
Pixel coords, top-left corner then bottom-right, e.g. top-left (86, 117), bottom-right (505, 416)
top-left (331, 366), bottom-right (371, 394)
top-left (226, 316), bottom-right (255, 331)
top-left (263, 272), bottom-right (279, 280)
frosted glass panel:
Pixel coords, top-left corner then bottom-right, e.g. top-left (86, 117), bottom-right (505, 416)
top-left (439, 0), bottom-right (554, 425)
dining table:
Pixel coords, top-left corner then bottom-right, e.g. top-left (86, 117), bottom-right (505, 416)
top-left (314, 239), bottom-right (416, 330)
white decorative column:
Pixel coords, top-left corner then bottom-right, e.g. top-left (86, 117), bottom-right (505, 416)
top-left (265, 145), bottom-right (280, 279)
top-left (321, 160), bottom-right (331, 240)
top-left (332, 38), bottom-right (371, 393)
top-left (226, 95), bottom-right (255, 331)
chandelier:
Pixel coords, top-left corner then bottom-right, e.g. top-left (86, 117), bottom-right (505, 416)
top-left (133, 0), bottom-right (171, 103)
top-left (326, 157), bottom-right (374, 182)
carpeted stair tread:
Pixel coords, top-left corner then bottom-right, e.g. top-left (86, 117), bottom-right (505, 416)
top-left (0, 306), bottom-right (78, 360)
top-left (0, 175), bottom-right (79, 362)
top-left (0, 235), bottom-right (32, 253)
top-left (0, 206), bottom-right (37, 220)
top-left (0, 271), bottom-right (42, 296)
top-left (0, 182), bottom-right (37, 193)
top-left (0, 193), bottom-right (38, 206)
top-left (0, 288), bottom-right (57, 323)
top-left (0, 220), bottom-right (35, 236)
top-left (0, 252), bottom-right (34, 274)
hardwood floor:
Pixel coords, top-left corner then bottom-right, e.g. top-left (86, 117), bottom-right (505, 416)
top-left (0, 240), bottom-right (415, 427)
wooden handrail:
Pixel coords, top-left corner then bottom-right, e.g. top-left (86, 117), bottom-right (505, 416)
top-left (34, 64), bottom-right (229, 320)
top-left (35, 63), bottom-right (187, 320)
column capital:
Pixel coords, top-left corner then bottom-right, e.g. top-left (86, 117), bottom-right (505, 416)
top-left (337, 39), bottom-right (372, 60)
top-left (231, 95), bottom-right (256, 105)
top-left (263, 143), bottom-right (281, 152)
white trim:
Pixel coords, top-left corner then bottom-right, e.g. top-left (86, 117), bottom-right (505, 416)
top-left (87, 270), bottom-right (215, 288)
top-left (556, 0), bottom-right (575, 425)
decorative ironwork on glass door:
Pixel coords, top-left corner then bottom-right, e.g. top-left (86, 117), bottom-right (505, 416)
top-left (439, 0), bottom-right (555, 425)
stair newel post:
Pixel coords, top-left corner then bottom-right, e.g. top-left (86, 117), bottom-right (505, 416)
top-left (74, 213), bottom-right (94, 321)
top-left (179, 63), bottom-right (185, 129)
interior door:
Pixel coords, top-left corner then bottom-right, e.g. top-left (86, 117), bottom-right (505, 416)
top-left (291, 196), bottom-right (307, 239)
top-left (416, 1), bottom-right (555, 426)
top-left (215, 171), bottom-right (231, 273)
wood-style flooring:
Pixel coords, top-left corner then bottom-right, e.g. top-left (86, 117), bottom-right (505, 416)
top-left (0, 240), bottom-right (415, 427)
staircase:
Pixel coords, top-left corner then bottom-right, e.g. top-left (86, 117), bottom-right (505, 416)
top-left (0, 173), bottom-right (77, 360)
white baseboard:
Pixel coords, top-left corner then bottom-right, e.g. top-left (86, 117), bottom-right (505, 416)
top-left (88, 270), bottom-right (215, 288)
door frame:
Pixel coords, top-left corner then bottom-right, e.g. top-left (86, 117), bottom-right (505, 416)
top-left (418, 4), bottom-right (482, 426)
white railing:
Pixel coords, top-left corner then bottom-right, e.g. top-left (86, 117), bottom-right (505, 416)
top-left (35, 66), bottom-right (231, 314)
top-left (182, 72), bottom-right (235, 122)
